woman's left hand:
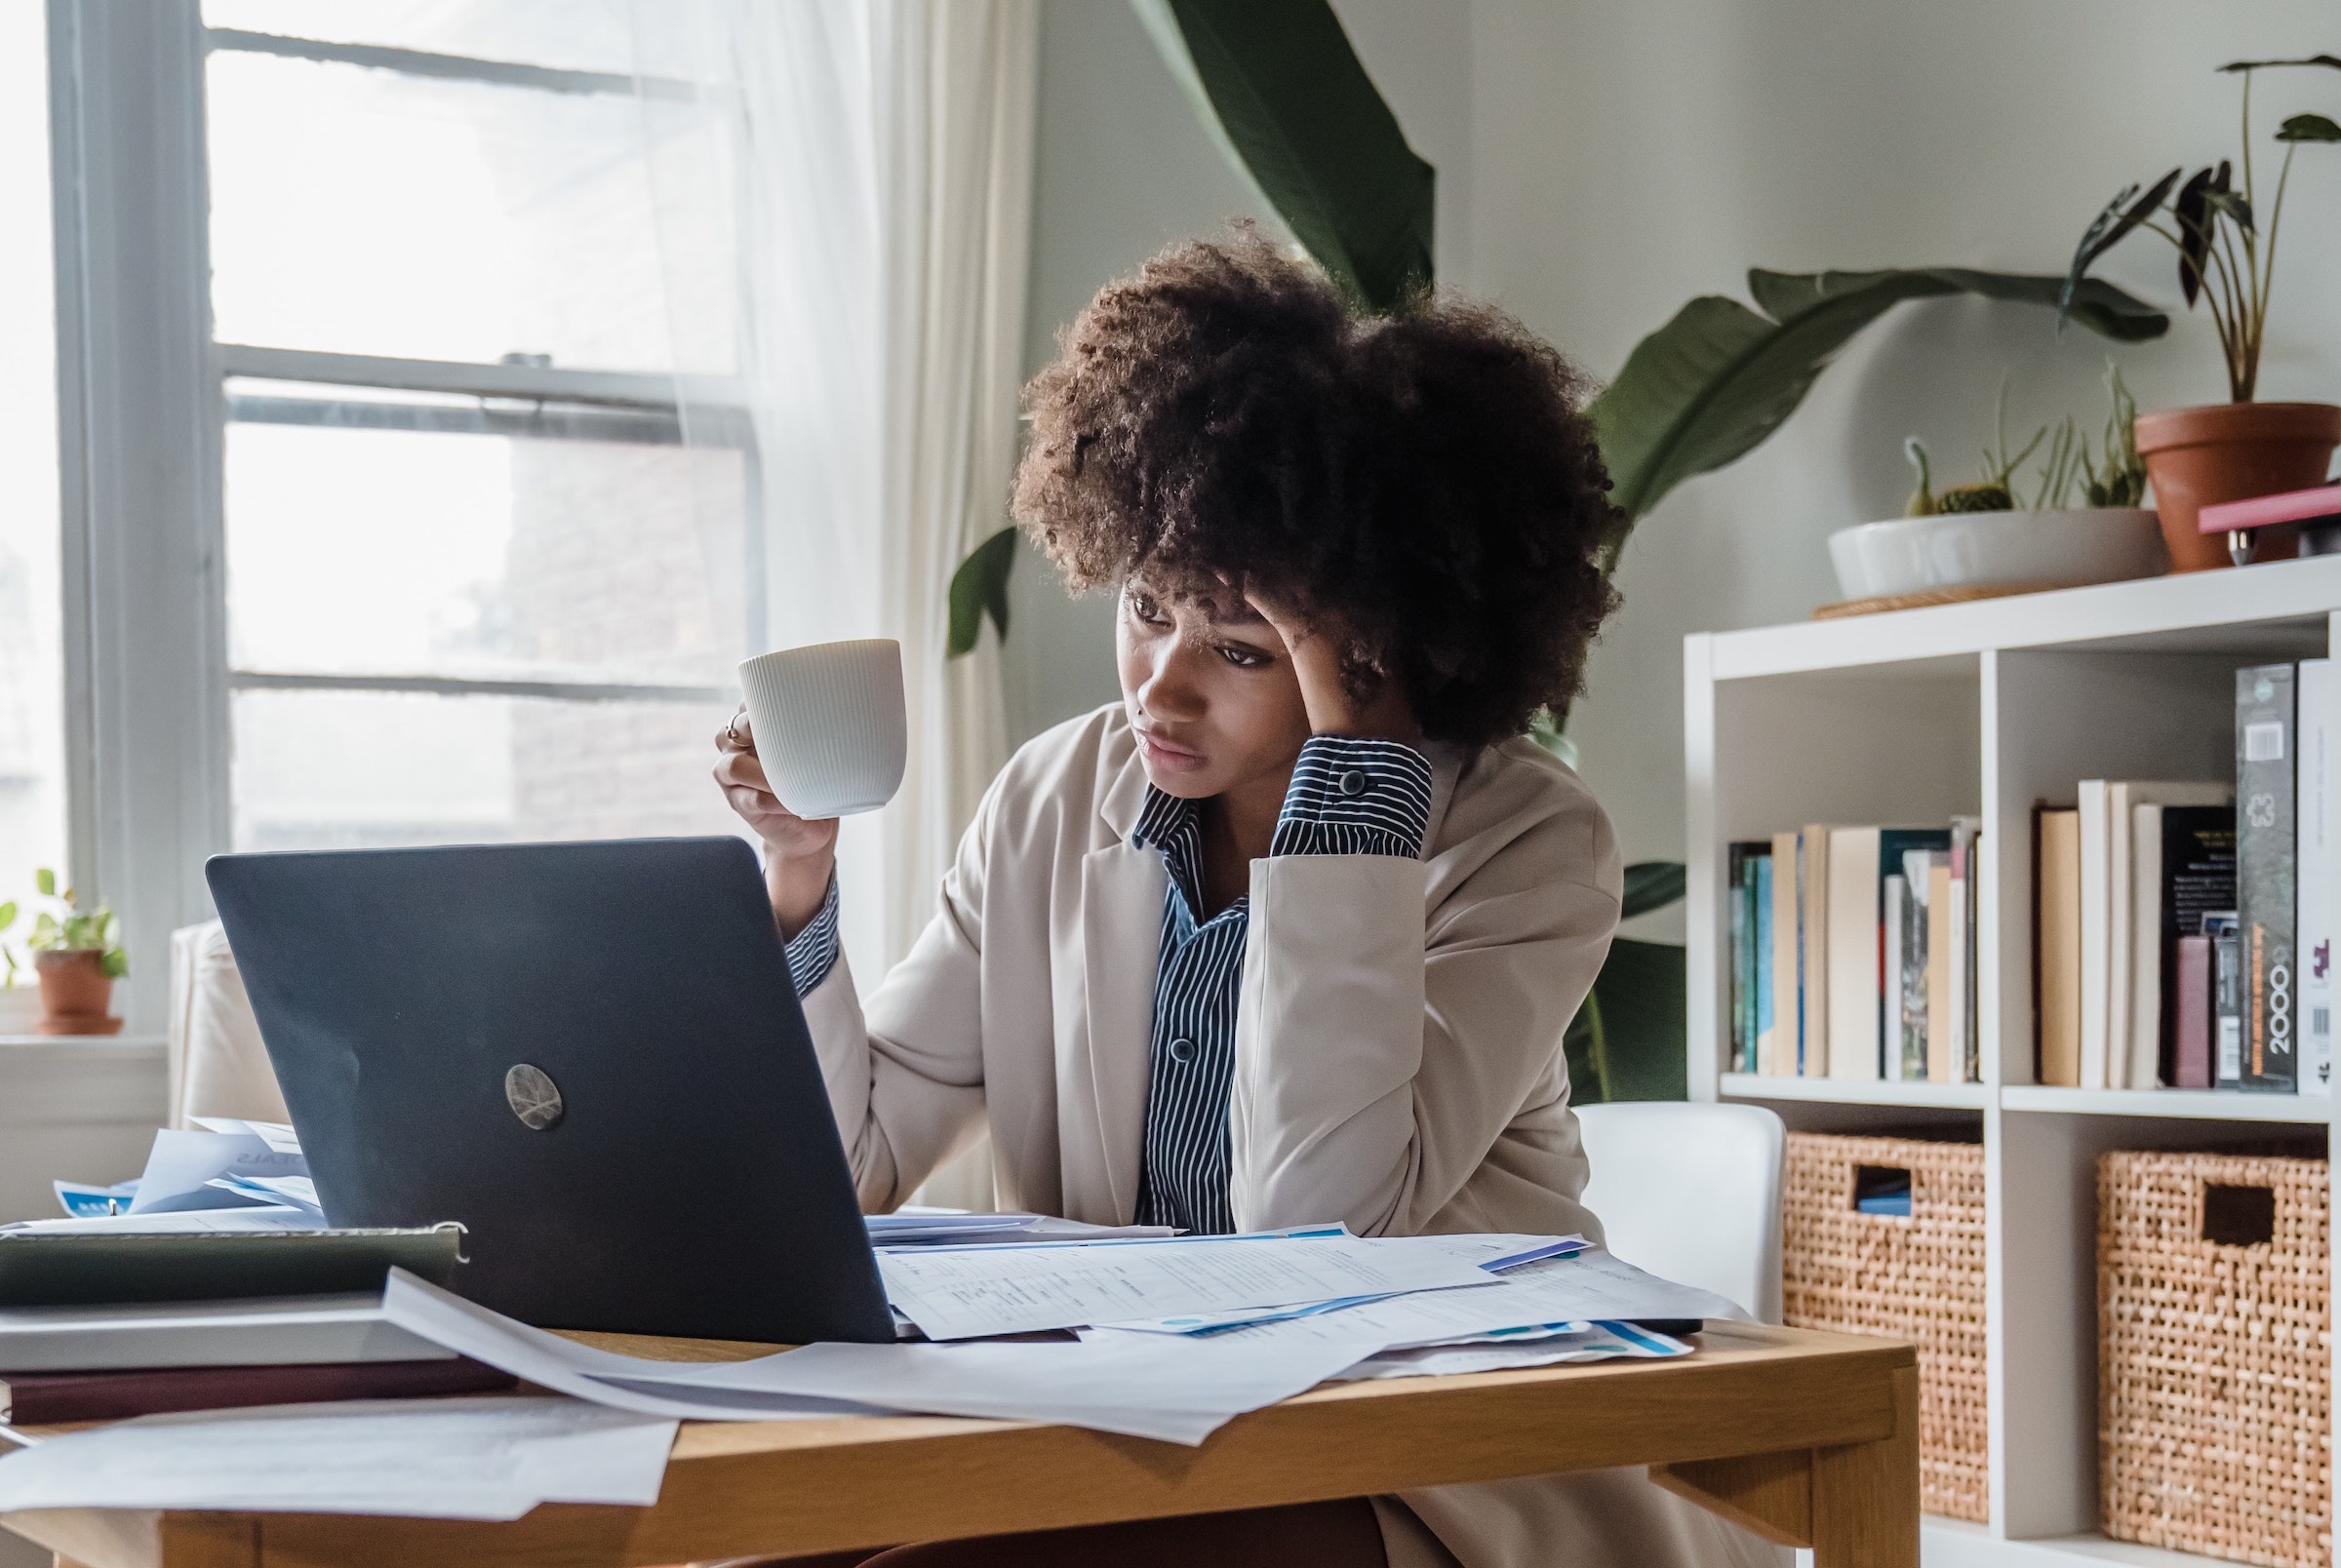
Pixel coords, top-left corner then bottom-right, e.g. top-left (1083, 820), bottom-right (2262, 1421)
top-left (1244, 587), bottom-right (1420, 743)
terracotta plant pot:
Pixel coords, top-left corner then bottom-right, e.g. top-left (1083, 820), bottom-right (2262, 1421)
top-left (34, 948), bottom-right (123, 1036)
top-left (2134, 402), bottom-right (2341, 571)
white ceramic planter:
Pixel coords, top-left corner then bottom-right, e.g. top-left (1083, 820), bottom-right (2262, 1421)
top-left (1827, 507), bottom-right (2167, 601)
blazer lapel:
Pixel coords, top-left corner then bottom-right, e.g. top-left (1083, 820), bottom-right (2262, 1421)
top-left (1079, 841), bottom-right (1164, 1225)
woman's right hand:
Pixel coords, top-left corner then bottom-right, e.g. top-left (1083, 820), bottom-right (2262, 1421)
top-left (714, 707), bottom-right (840, 936)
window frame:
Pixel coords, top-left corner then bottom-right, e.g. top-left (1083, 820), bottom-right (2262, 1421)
top-left (49, 1), bottom-right (757, 1029)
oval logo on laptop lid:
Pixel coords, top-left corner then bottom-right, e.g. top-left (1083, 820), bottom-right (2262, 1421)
top-left (504, 1063), bottom-right (564, 1130)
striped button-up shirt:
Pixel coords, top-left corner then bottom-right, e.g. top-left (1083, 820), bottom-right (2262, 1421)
top-left (1127, 735), bottom-right (1434, 1235)
top-left (781, 733), bottom-right (1434, 1236)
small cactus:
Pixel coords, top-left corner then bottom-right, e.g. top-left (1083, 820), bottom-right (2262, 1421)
top-left (1903, 438), bottom-right (1939, 517)
top-left (1937, 483), bottom-right (2015, 513)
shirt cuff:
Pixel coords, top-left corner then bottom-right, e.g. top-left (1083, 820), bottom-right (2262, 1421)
top-left (782, 874), bottom-right (842, 999)
top-left (1269, 736), bottom-right (1434, 859)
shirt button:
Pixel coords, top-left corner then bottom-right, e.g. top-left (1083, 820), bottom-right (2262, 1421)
top-left (1169, 1037), bottom-right (1198, 1064)
top-left (1338, 768), bottom-right (1369, 797)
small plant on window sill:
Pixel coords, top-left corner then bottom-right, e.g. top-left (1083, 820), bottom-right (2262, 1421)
top-left (0, 868), bottom-right (128, 989)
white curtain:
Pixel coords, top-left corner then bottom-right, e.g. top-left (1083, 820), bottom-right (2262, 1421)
top-left (646, 0), bottom-right (1039, 1207)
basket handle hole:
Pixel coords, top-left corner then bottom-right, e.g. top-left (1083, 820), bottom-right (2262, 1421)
top-left (1852, 1164), bottom-right (1912, 1216)
top-left (2202, 1184), bottom-right (2276, 1246)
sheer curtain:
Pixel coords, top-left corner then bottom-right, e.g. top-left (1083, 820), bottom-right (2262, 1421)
top-left (643, 0), bottom-right (1039, 1207)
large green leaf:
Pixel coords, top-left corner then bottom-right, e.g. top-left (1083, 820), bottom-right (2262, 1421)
top-left (1589, 267), bottom-right (2170, 522)
top-left (946, 526), bottom-right (1017, 658)
top-left (1134, 0), bottom-right (1434, 312)
top-left (1621, 859), bottom-right (1686, 921)
top-left (1565, 938), bottom-right (1688, 1105)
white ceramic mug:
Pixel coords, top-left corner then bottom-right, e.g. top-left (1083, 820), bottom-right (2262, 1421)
top-left (736, 639), bottom-right (907, 819)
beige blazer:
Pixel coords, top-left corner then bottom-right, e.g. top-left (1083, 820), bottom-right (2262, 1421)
top-left (804, 703), bottom-right (1774, 1568)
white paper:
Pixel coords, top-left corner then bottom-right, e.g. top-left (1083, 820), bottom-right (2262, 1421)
top-left (125, 1130), bottom-right (308, 1215)
top-left (618, 1323), bottom-right (1386, 1446)
top-left (1333, 1322), bottom-right (1688, 1381)
top-left (0, 1206), bottom-right (322, 1235)
top-left (876, 1232), bottom-right (1496, 1340)
top-left (0, 1397), bottom-right (673, 1519)
top-left (1091, 1249), bottom-right (1743, 1347)
top-left (377, 1270), bottom-right (896, 1421)
top-left (190, 1117), bottom-right (303, 1155)
top-left (210, 1174), bottom-right (324, 1214)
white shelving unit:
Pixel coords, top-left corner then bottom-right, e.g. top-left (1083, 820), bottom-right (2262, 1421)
top-left (1686, 556), bottom-right (2341, 1568)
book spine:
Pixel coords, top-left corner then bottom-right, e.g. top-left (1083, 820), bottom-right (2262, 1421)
top-left (2237, 664), bottom-right (2298, 1091)
top-left (1948, 834), bottom-right (1970, 1084)
top-left (1754, 854), bottom-right (1775, 1072)
top-left (1884, 875), bottom-right (1906, 1081)
top-left (2174, 933), bottom-right (2213, 1089)
top-left (2299, 661), bottom-right (2333, 1096)
top-left (1769, 831), bottom-right (1799, 1075)
top-left (2078, 779), bottom-right (2110, 1089)
top-left (1727, 843), bottom-right (1750, 1074)
top-left (1801, 826), bottom-right (1832, 1076)
top-left (2037, 807), bottom-right (2083, 1086)
top-left (2211, 913), bottom-right (2244, 1088)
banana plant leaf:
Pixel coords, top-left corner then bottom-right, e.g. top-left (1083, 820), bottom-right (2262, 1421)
top-left (1565, 937), bottom-right (1687, 1105)
top-left (1131, 0), bottom-right (1434, 312)
top-left (1589, 267), bottom-right (2169, 524)
top-left (946, 526), bottom-right (1018, 657)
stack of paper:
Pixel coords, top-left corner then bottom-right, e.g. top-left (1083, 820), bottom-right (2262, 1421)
top-left (865, 1209), bottom-right (1179, 1246)
top-left (371, 1224), bottom-right (1733, 1446)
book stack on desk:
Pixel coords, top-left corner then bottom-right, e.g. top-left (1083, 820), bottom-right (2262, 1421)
top-left (1727, 820), bottom-right (1983, 1083)
top-left (2, 1124), bottom-right (506, 1426)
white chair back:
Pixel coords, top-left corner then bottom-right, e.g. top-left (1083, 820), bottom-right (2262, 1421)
top-left (1575, 1101), bottom-right (1785, 1323)
top-left (168, 921), bottom-right (287, 1129)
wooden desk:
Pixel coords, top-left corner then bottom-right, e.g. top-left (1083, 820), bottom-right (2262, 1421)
top-left (8, 1322), bottom-right (1917, 1568)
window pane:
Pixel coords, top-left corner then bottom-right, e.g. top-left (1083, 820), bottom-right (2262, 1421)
top-left (206, 50), bottom-right (733, 372)
top-left (203, 0), bottom-right (651, 79)
top-left (0, 3), bottom-right (64, 914)
top-left (223, 419), bottom-right (751, 687)
top-left (231, 689), bottom-right (748, 851)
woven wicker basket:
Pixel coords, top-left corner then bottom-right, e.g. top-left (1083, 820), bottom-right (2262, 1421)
top-left (2098, 1149), bottom-right (2331, 1568)
top-left (1782, 1130), bottom-right (1989, 1522)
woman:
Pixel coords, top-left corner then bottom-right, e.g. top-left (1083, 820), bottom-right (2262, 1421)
top-left (715, 233), bottom-right (1771, 1568)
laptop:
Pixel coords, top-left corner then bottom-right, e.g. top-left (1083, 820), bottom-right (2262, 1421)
top-left (205, 837), bottom-right (895, 1345)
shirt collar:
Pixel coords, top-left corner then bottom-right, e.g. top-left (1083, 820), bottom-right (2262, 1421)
top-left (1129, 784), bottom-right (1196, 852)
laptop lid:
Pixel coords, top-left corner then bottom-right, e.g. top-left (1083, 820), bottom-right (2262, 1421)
top-left (205, 837), bottom-right (893, 1345)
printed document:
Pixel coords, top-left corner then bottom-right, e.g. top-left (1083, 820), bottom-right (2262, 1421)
top-left (0, 1397), bottom-right (674, 1519)
top-left (876, 1232), bottom-right (1497, 1340)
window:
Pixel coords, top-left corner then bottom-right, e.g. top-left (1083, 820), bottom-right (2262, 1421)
top-left (0, 4), bottom-right (63, 907)
top-left (199, 3), bottom-right (757, 852)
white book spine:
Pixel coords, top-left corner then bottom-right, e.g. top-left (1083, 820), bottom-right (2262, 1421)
top-left (2301, 659), bottom-right (2334, 1096)
top-left (1947, 849), bottom-right (1967, 1082)
top-left (2106, 783), bottom-right (2134, 1086)
top-left (2077, 779), bottom-right (2111, 1090)
top-left (2129, 803), bottom-right (2165, 1090)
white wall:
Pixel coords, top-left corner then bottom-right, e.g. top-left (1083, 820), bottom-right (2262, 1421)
top-left (1005, 1), bottom-right (2341, 936)
top-left (1470, 0), bottom-right (2341, 937)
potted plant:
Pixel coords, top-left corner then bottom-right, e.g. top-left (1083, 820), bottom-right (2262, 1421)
top-left (1828, 372), bottom-right (2167, 602)
top-left (0, 869), bottom-right (128, 1037)
top-left (2063, 55), bottom-right (2341, 570)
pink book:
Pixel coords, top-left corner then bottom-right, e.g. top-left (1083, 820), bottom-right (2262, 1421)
top-left (2174, 934), bottom-right (2213, 1089)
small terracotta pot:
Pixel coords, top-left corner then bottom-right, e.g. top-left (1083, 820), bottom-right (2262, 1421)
top-left (34, 949), bottom-right (123, 1036)
top-left (2134, 401), bottom-right (2341, 571)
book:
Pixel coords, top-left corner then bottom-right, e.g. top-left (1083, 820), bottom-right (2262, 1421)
top-left (0, 1356), bottom-right (515, 1425)
top-left (1753, 853), bottom-right (1775, 1075)
top-left (0, 1224), bottom-right (465, 1308)
top-left (0, 1293), bottom-right (454, 1373)
top-left (1884, 874), bottom-right (1908, 1079)
top-left (2210, 911), bottom-right (2243, 1086)
top-left (2037, 805), bottom-right (2083, 1086)
top-left (2113, 786), bottom-right (2236, 1088)
top-left (1826, 828), bottom-right (1952, 1082)
top-left (2144, 804), bottom-right (2238, 1088)
top-left (2299, 659), bottom-right (2334, 1097)
top-left (2237, 664), bottom-right (2298, 1091)
top-left (1800, 824), bottom-right (1832, 1075)
top-left (2174, 932), bottom-right (2213, 1089)
top-left (1926, 854), bottom-right (1955, 1082)
top-left (1894, 854), bottom-right (1936, 1081)
top-left (1728, 843), bottom-right (1753, 1073)
top-left (2078, 780), bottom-right (2114, 1089)
top-left (1951, 817), bottom-right (1981, 1083)
top-left (1767, 831), bottom-right (1800, 1076)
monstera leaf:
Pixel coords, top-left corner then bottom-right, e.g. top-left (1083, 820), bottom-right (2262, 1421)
top-left (1590, 267), bottom-right (2169, 525)
top-left (1564, 861), bottom-right (1690, 1105)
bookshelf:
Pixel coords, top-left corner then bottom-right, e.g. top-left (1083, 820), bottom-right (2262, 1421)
top-left (1686, 556), bottom-right (2341, 1568)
